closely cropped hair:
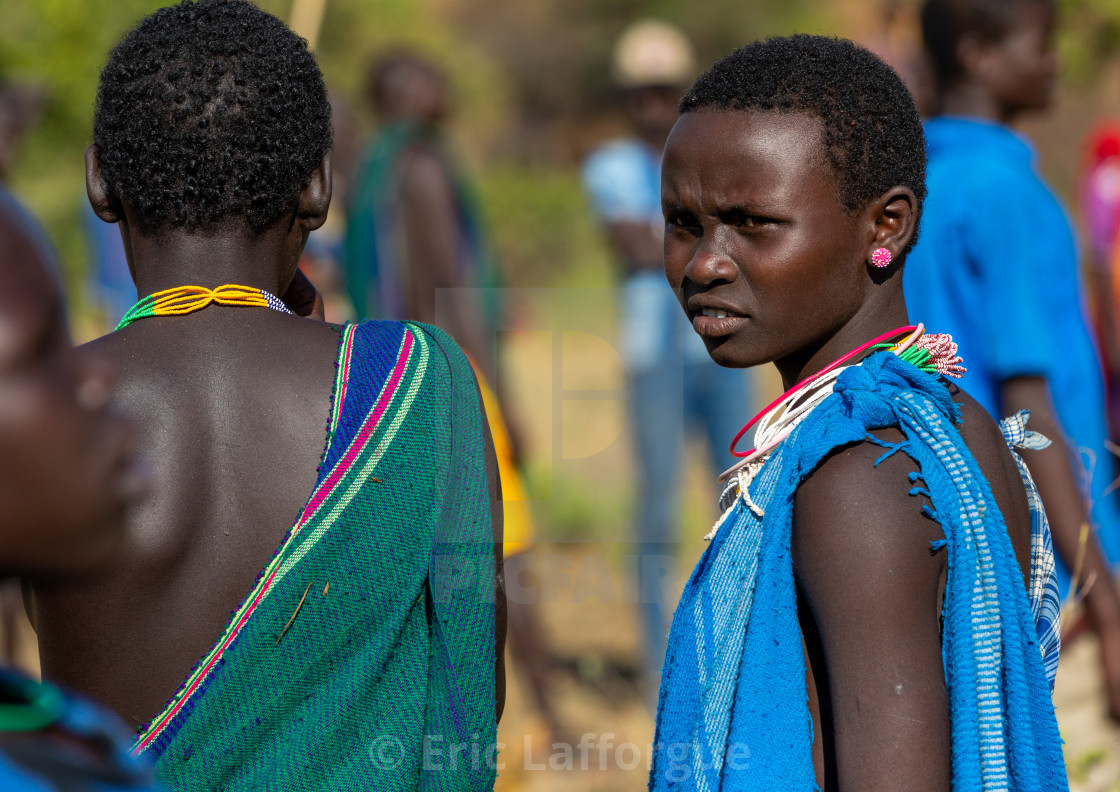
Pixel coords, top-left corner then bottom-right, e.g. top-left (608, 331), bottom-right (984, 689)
top-left (680, 35), bottom-right (926, 251)
top-left (94, 0), bottom-right (332, 234)
top-left (921, 0), bottom-right (1049, 90)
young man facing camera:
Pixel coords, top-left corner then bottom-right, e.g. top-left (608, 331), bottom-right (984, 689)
top-left (908, 0), bottom-right (1120, 722)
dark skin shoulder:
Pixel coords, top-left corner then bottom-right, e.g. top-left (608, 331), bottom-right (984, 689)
top-left (28, 146), bottom-right (506, 728)
top-left (35, 306), bottom-right (342, 727)
top-left (24, 148), bottom-right (347, 727)
top-left (793, 385), bottom-right (1032, 792)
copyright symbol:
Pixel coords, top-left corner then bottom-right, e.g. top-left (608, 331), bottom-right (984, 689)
top-left (368, 735), bottom-right (404, 769)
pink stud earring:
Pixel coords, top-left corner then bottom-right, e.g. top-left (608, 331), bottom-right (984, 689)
top-left (870, 247), bottom-right (892, 268)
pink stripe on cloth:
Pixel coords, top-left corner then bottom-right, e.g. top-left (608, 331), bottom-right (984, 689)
top-left (136, 327), bottom-right (415, 752)
top-left (301, 328), bottom-right (413, 518)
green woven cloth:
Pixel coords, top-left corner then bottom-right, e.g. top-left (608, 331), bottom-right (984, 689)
top-left (136, 320), bottom-right (497, 791)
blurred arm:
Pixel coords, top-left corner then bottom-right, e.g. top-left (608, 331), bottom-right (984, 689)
top-left (399, 147), bottom-right (496, 385)
top-left (601, 219), bottom-right (663, 275)
top-left (1001, 376), bottom-right (1120, 627)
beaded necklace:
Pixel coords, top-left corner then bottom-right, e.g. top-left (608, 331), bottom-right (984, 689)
top-left (709, 324), bottom-right (965, 535)
top-left (115, 284), bottom-right (292, 331)
top-left (0, 674), bottom-right (65, 732)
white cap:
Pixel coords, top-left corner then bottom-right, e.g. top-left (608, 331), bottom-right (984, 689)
top-left (612, 19), bottom-right (696, 88)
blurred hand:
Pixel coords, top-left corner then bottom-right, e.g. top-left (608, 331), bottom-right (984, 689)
top-left (283, 269), bottom-right (325, 321)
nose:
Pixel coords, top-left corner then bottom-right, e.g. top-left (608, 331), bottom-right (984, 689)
top-left (74, 347), bottom-right (114, 412)
top-left (684, 229), bottom-right (738, 286)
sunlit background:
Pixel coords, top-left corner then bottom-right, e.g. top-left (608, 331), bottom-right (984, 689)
top-left (2, 0), bottom-right (1120, 789)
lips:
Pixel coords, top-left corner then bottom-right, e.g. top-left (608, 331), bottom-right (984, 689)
top-left (680, 293), bottom-right (752, 338)
top-left (692, 314), bottom-right (747, 337)
top-left (687, 301), bottom-right (749, 338)
top-left (697, 307), bottom-right (735, 319)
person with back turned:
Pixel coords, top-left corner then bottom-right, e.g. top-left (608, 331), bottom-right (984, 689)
top-left (27, 3), bottom-right (504, 789)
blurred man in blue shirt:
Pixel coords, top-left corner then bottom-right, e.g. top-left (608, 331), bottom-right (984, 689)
top-left (907, 0), bottom-right (1120, 719)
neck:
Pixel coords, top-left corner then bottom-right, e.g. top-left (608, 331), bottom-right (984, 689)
top-left (938, 82), bottom-right (1016, 125)
top-left (124, 220), bottom-right (296, 300)
top-left (773, 288), bottom-right (911, 390)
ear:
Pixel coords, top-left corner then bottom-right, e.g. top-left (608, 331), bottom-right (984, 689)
top-left (955, 31), bottom-right (991, 82)
top-left (863, 185), bottom-right (918, 268)
top-left (296, 150), bottom-right (332, 231)
top-left (85, 145), bottom-right (122, 224)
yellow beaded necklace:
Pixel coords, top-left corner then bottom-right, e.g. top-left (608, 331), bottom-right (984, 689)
top-left (115, 284), bottom-right (291, 330)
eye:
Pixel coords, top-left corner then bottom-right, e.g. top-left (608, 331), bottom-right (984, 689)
top-left (724, 210), bottom-right (777, 229)
top-left (665, 211), bottom-right (700, 235)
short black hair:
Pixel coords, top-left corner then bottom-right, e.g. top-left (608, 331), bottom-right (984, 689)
top-left (921, 0), bottom-right (1051, 91)
top-left (680, 35), bottom-right (926, 251)
top-left (94, 0), bottom-right (332, 234)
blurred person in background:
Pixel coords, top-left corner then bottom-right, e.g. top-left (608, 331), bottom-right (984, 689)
top-left (1081, 124), bottom-right (1120, 435)
top-left (0, 159), bottom-right (157, 790)
top-left (345, 51), bottom-right (499, 377)
top-left (581, 19), bottom-right (751, 696)
top-left (907, 0), bottom-right (1120, 720)
top-left (30, 3), bottom-right (503, 789)
top-left (0, 78), bottom-right (55, 668)
top-left (861, 0), bottom-right (937, 117)
top-left (345, 49), bottom-right (565, 743)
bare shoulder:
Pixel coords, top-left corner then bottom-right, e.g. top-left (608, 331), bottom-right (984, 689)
top-left (399, 145), bottom-right (453, 197)
top-left (794, 429), bottom-right (944, 595)
top-left (949, 383), bottom-right (1018, 473)
top-left (943, 382), bottom-right (1032, 583)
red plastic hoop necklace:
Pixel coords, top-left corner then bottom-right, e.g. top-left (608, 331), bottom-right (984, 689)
top-left (728, 325), bottom-right (919, 458)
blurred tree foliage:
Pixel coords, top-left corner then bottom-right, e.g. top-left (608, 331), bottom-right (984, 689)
top-left (1056, 0), bottom-right (1120, 83)
top-left (0, 0), bottom-right (174, 303)
top-left (0, 0), bottom-right (829, 303)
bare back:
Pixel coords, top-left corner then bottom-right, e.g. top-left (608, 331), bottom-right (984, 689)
top-left (31, 308), bottom-right (341, 727)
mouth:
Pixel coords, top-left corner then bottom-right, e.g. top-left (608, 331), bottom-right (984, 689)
top-left (689, 304), bottom-right (749, 338)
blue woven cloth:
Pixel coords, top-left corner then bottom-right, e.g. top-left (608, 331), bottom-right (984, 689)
top-left (650, 353), bottom-right (1067, 791)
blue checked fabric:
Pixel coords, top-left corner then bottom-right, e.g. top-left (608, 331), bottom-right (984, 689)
top-left (999, 409), bottom-right (1061, 690)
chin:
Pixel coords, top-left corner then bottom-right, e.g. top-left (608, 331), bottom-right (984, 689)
top-left (703, 337), bottom-right (761, 369)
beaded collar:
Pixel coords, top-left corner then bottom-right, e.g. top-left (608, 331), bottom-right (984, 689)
top-left (115, 284), bottom-right (292, 331)
top-left (708, 324), bottom-right (965, 538)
